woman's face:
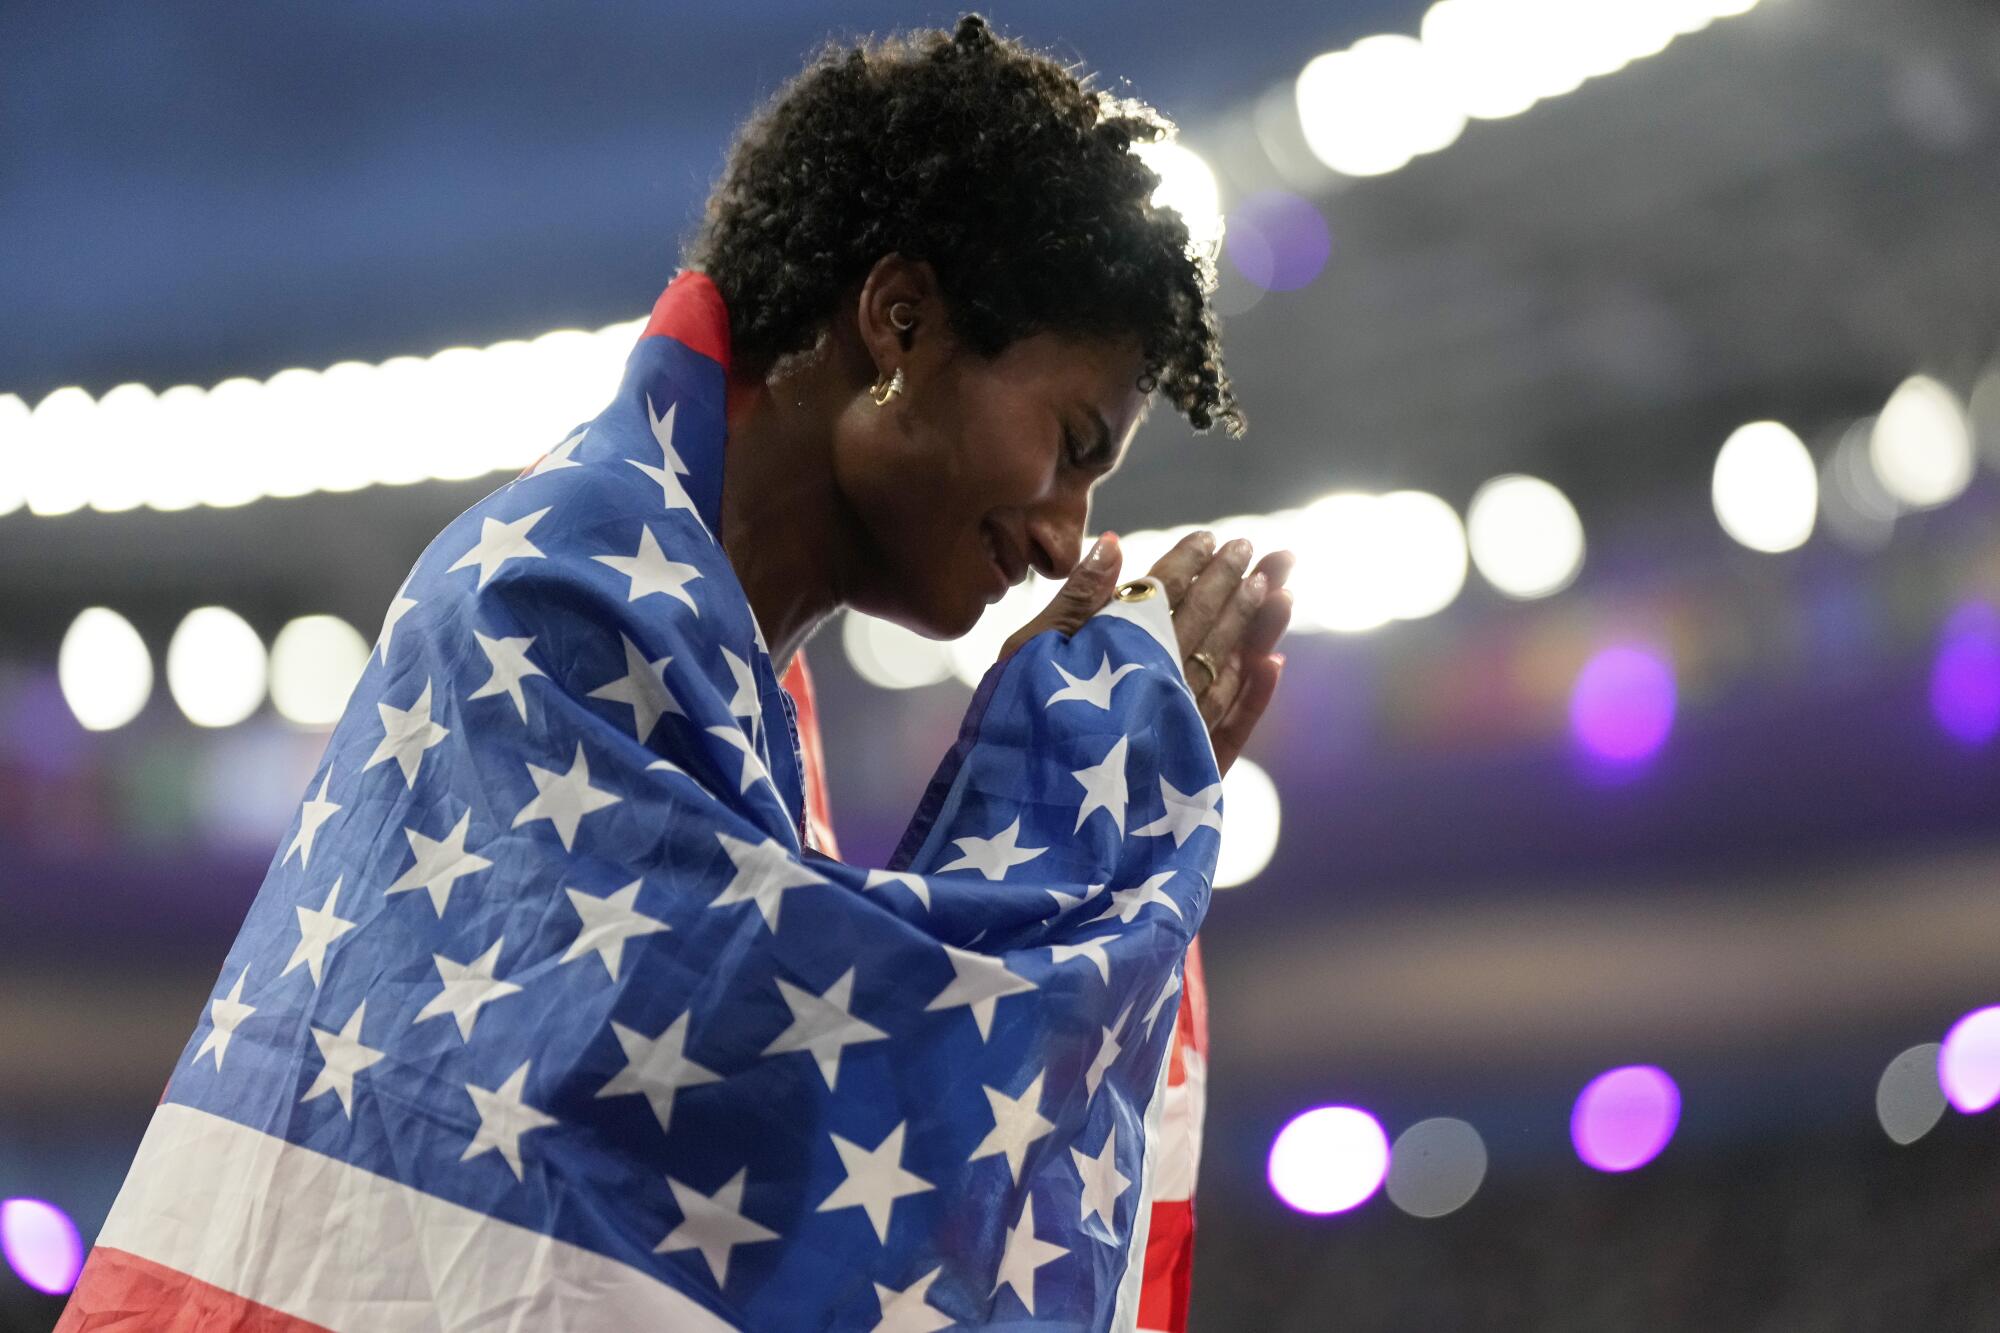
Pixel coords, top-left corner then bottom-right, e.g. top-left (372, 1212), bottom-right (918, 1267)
top-left (833, 322), bottom-right (1150, 640)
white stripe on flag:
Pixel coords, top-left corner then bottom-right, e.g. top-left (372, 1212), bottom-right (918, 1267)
top-left (1108, 1037), bottom-right (1177, 1333)
top-left (96, 1103), bottom-right (738, 1333)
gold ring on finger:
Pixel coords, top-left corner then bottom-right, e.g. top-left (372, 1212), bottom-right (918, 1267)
top-left (1186, 650), bottom-right (1219, 692)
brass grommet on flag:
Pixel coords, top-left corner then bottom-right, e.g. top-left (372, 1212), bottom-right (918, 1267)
top-left (1114, 579), bottom-right (1156, 603)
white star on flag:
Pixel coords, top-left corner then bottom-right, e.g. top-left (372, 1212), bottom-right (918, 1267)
top-left (1047, 934), bottom-right (1118, 985)
top-left (523, 426), bottom-right (586, 477)
top-left (302, 1000), bottom-right (386, 1117)
top-left (414, 937), bottom-right (523, 1041)
top-left (720, 647), bottom-right (762, 750)
top-left (1086, 870), bottom-right (1184, 926)
top-left (1045, 654), bottom-right (1141, 710)
top-left (561, 881), bottom-right (669, 981)
top-left (706, 724), bottom-right (772, 796)
top-left (384, 810), bottom-right (494, 916)
top-left (594, 524), bottom-right (702, 612)
top-left (512, 742), bottom-right (621, 851)
top-left (816, 1121), bottom-right (934, 1243)
top-left (1084, 1012), bottom-right (1127, 1099)
top-left (284, 769), bottom-right (341, 868)
top-left (461, 1061), bottom-right (557, 1180)
top-left (864, 868), bottom-right (931, 911)
top-left (869, 1266), bottom-right (954, 1333)
top-left (760, 967), bottom-right (888, 1091)
top-left (377, 575), bottom-right (417, 664)
top-left (282, 877), bottom-right (355, 988)
top-left (923, 946), bottom-right (1036, 1041)
top-left (468, 631), bottom-right (546, 722)
top-left (634, 397), bottom-right (706, 531)
top-left (1072, 1127), bottom-right (1134, 1234)
top-left (194, 968), bottom-right (254, 1071)
top-left (710, 832), bottom-right (824, 932)
top-left (588, 635), bottom-right (682, 742)
top-left (937, 815), bottom-right (1046, 880)
top-left (447, 506), bottom-right (551, 589)
top-left (1070, 735), bottom-right (1130, 835)
top-left (1133, 775), bottom-right (1224, 846)
top-left (991, 1195), bottom-right (1067, 1317)
top-left (598, 1012), bottom-right (720, 1134)
top-left (658, 1167), bottom-right (777, 1287)
top-left (1045, 883), bottom-right (1103, 914)
top-left (968, 1070), bottom-right (1056, 1185)
top-left (364, 678), bottom-right (450, 789)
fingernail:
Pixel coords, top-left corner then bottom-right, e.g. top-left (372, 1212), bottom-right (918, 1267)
top-left (1226, 538), bottom-right (1253, 565)
top-left (1271, 652), bottom-right (1287, 671)
top-left (1083, 533), bottom-right (1117, 572)
top-left (1245, 571), bottom-right (1268, 603)
top-left (1194, 529), bottom-right (1216, 554)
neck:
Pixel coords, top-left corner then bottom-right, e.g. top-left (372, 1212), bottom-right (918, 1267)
top-left (718, 355), bottom-right (859, 673)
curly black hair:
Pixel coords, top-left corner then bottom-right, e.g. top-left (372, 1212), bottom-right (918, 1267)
top-left (684, 13), bottom-right (1240, 434)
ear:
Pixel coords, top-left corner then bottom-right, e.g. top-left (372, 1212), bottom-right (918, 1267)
top-left (855, 254), bottom-right (943, 382)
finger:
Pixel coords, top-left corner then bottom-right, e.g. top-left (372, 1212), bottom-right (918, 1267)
top-left (1146, 530), bottom-right (1216, 608)
top-left (998, 532), bottom-right (1122, 661)
top-left (1174, 537), bottom-right (1252, 658)
top-left (1238, 584), bottom-right (1294, 663)
top-left (1198, 648), bottom-right (1247, 730)
top-left (1212, 651), bottom-right (1285, 775)
top-left (1193, 567), bottom-right (1270, 684)
top-left (1250, 548), bottom-right (1296, 592)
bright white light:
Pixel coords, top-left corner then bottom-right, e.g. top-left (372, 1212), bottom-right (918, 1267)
top-left (58, 608), bottom-right (153, 731)
top-left (1289, 492), bottom-right (1395, 633)
top-left (1268, 1106), bottom-right (1390, 1215)
top-left (841, 611), bottom-right (955, 691)
top-left (1133, 141), bottom-right (1224, 257)
top-left (1421, 0), bottom-right (1544, 120)
top-left (269, 615), bottom-right (370, 726)
top-left (0, 393), bottom-right (28, 517)
top-left (167, 606), bottom-right (267, 728)
top-left (1215, 757), bottom-right (1281, 888)
top-left (1712, 420), bottom-right (1818, 553)
top-left (1876, 1042), bottom-right (1947, 1146)
top-left (1871, 374), bottom-right (1975, 510)
top-left (1466, 474), bottom-right (1585, 599)
top-left (1376, 490), bottom-right (1469, 620)
top-left (1296, 36), bottom-right (1465, 178)
top-left (1386, 1116), bottom-right (1489, 1218)
top-left (4, 318), bottom-right (644, 519)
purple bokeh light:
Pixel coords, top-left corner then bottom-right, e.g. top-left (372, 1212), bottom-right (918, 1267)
top-left (1267, 1105), bottom-right (1390, 1215)
top-left (1571, 1066), bottom-right (1680, 1173)
top-left (1930, 601), bottom-right (2000, 747)
top-left (1, 1198), bottom-right (85, 1296)
top-left (1569, 645), bottom-right (1677, 765)
top-left (1225, 190), bottom-right (1332, 293)
top-left (1939, 1005), bottom-right (2000, 1114)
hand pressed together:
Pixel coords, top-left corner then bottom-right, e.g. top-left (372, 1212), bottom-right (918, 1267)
top-left (1001, 529), bottom-right (1294, 776)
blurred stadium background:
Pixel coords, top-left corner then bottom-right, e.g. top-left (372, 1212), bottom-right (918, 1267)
top-left (5, 0), bottom-right (2000, 1327)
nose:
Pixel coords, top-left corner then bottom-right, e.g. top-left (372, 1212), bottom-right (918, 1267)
top-left (1024, 488), bottom-right (1088, 580)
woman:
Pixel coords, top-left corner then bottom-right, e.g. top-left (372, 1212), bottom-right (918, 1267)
top-left (63, 16), bottom-right (1293, 1331)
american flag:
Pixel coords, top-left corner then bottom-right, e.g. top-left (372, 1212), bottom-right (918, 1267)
top-left (61, 272), bottom-right (1221, 1332)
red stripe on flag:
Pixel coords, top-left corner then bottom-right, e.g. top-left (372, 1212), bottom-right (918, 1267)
top-left (57, 1247), bottom-right (332, 1333)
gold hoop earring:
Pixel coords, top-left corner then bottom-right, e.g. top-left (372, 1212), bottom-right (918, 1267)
top-left (869, 367), bottom-right (905, 406)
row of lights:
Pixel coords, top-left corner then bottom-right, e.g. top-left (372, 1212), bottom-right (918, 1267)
top-left (58, 607), bottom-right (369, 731)
top-left (842, 475), bottom-right (1587, 695)
top-left (1265, 1004), bottom-right (2000, 1220)
top-left (1292, 0), bottom-right (1762, 180)
top-left (1713, 372), bottom-right (1998, 555)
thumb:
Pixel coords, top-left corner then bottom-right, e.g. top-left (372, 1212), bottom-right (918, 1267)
top-left (998, 532), bottom-right (1122, 662)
